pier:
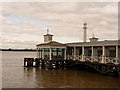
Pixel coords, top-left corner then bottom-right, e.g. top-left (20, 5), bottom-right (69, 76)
top-left (24, 23), bottom-right (120, 76)
top-left (24, 57), bottom-right (120, 76)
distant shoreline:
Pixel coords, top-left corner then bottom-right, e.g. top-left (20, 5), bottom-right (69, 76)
top-left (0, 49), bottom-right (36, 52)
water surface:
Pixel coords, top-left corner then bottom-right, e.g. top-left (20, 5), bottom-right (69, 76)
top-left (2, 51), bottom-right (119, 88)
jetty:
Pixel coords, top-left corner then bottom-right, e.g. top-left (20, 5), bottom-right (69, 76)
top-left (24, 22), bottom-right (120, 76)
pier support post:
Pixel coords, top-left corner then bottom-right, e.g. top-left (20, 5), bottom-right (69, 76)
top-left (27, 60), bottom-right (30, 67)
top-left (102, 46), bottom-right (105, 63)
top-left (82, 46), bottom-right (85, 61)
top-left (49, 48), bottom-right (52, 60)
top-left (30, 59), bottom-right (34, 67)
top-left (64, 48), bottom-right (67, 60)
top-left (91, 46), bottom-right (94, 62)
top-left (42, 48), bottom-right (44, 59)
top-left (115, 45), bottom-right (118, 64)
top-left (35, 58), bottom-right (40, 67)
top-left (36, 48), bottom-right (38, 58)
top-left (24, 58), bottom-right (34, 67)
top-left (116, 46), bottom-right (118, 58)
top-left (74, 46), bottom-right (76, 60)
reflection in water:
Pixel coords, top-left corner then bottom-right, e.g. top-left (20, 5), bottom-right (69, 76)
top-left (2, 51), bottom-right (119, 88)
top-left (32, 68), bottom-right (118, 88)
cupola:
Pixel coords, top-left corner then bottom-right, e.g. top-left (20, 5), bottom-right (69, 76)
top-left (44, 28), bottom-right (53, 43)
top-left (89, 33), bottom-right (99, 42)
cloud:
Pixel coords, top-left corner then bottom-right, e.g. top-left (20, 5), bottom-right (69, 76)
top-left (1, 2), bottom-right (118, 48)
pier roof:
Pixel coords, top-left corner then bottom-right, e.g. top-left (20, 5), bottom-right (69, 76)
top-left (66, 40), bottom-right (120, 46)
top-left (44, 33), bottom-right (53, 36)
top-left (37, 41), bottom-right (67, 46)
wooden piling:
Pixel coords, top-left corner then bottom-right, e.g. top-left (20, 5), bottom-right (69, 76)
top-left (24, 59), bottom-right (26, 67)
top-left (35, 58), bottom-right (40, 67)
top-left (24, 58), bottom-right (34, 67)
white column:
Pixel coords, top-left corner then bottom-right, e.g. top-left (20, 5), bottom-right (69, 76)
top-left (115, 46), bottom-right (118, 64)
top-left (64, 48), bottom-right (67, 60)
top-left (42, 48), bottom-right (44, 59)
top-left (102, 46), bottom-right (105, 63)
top-left (74, 46), bottom-right (76, 60)
top-left (82, 46), bottom-right (85, 61)
top-left (91, 46), bottom-right (94, 56)
top-left (36, 48), bottom-right (38, 58)
top-left (91, 46), bottom-right (94, 62)
top-left (116, 46), bottom-right (118, 58)
top-left (49, 48), bottom-right (52, 60)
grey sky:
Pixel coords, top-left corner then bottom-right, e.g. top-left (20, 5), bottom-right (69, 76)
top-left (1, 2), bottom-right (118, 49)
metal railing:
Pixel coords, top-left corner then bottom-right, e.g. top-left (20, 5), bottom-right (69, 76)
top-left (67, 55), bottom-right (120, 64)
top-left (105, 57), bottom-right (120, 64)
top-left (67, 55), bottom-right (74, 60)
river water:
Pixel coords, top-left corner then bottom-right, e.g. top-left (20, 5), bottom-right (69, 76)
top-left (2, 51), bottom-right (119, 88)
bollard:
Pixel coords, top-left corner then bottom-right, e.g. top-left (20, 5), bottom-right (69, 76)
top-left (24, 60), bottom-right (26, 67)
top-left (35, 58), bottom-right (40, 67)
top-left (24, 58), bottom-right (34, 67)
top-left (30, 58), bottom-right (34, 67)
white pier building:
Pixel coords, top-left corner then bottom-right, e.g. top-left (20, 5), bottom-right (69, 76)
top-left (37, 23), bottom-right (120, 65)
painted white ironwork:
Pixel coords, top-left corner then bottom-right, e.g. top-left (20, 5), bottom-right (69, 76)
top-left (67, 55), bottom-right (120, 64)
top-left (67, 55), bottom-right (74, 60)
top-left (116, 58), bottom-right (120, 64)
top-left (76, 55), bottom-right (82, 60)
top-left (105, 57), bottom-right (120, 64)
top-left (92, 56), bottom-right (102, 63)
top-left (84, 56), bottom-right (92, 62)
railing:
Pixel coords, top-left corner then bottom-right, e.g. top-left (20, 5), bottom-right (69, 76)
top-left (67, 55), bottom-right (120, 64)
top-left (105, 57), bottom-right (120, 64)
top-left (76, 55), bottom-right (82, 60)
top-left (67, 55), bottom-right (74, 60)
top-left (84, 56), bottom-right (92, 62)
top-left (92, 56), bottom-right (102, 63)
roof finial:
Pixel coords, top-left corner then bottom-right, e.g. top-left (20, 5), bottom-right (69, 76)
top-left (92, 33), bottom-right (95, 38)
top-left (47, 27), bottom-right (49, 34)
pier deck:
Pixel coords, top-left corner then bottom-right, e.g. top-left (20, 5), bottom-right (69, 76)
top-left (24, 58), bottom-right (120, 76)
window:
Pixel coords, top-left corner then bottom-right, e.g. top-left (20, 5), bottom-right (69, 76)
top-left (49, 37), bottom-right (52, 40)
top-left (44, 48), bottom-right (50, 59)
top-left (52, 48), bottom-right (64, 60)
top-left (38, 48), bottom-right (42, 58)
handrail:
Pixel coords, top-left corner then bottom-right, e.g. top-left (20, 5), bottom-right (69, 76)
top-left (67, 55), bottom-right (120, 64)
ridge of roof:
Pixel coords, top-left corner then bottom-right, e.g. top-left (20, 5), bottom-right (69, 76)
top-left (37, 41), bottom-right (67, 46)
top-left (66, 40), bottom-right (120, 45)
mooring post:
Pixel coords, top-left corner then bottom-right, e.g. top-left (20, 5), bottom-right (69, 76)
top-left (24, 58), bottom-right (28, 67)
top-left (26, 59), bottom-right (28, 67)
top-left (31, 58), bottom-right (34, 67)
top-left (28, 59), bottom-right (30, 67)
top-left (27, 60), bottom-right (30, 67)
top-left (24, 58), bottom-right (34, 67)
top-left (30, 59), bottom-right (32, 66)
top-left (35, 58), bottom-right (39, 67)
top-left (24, 59), bottom-right (26, 67)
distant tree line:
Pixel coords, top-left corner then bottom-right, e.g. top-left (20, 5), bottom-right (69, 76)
top-left (0, 48), bottom-right (36, 52)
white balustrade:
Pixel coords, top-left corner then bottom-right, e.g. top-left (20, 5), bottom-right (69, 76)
top-left (92, 56), bottom-right (102, 63)
top-left (67, 55), bottom-right (74, 60)
top-left (76, 55), bottom-right (82, 61)
top-left (105, 57), bottom-right (119, 64)
top-left (67, 55), bottom-right (120, 65)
